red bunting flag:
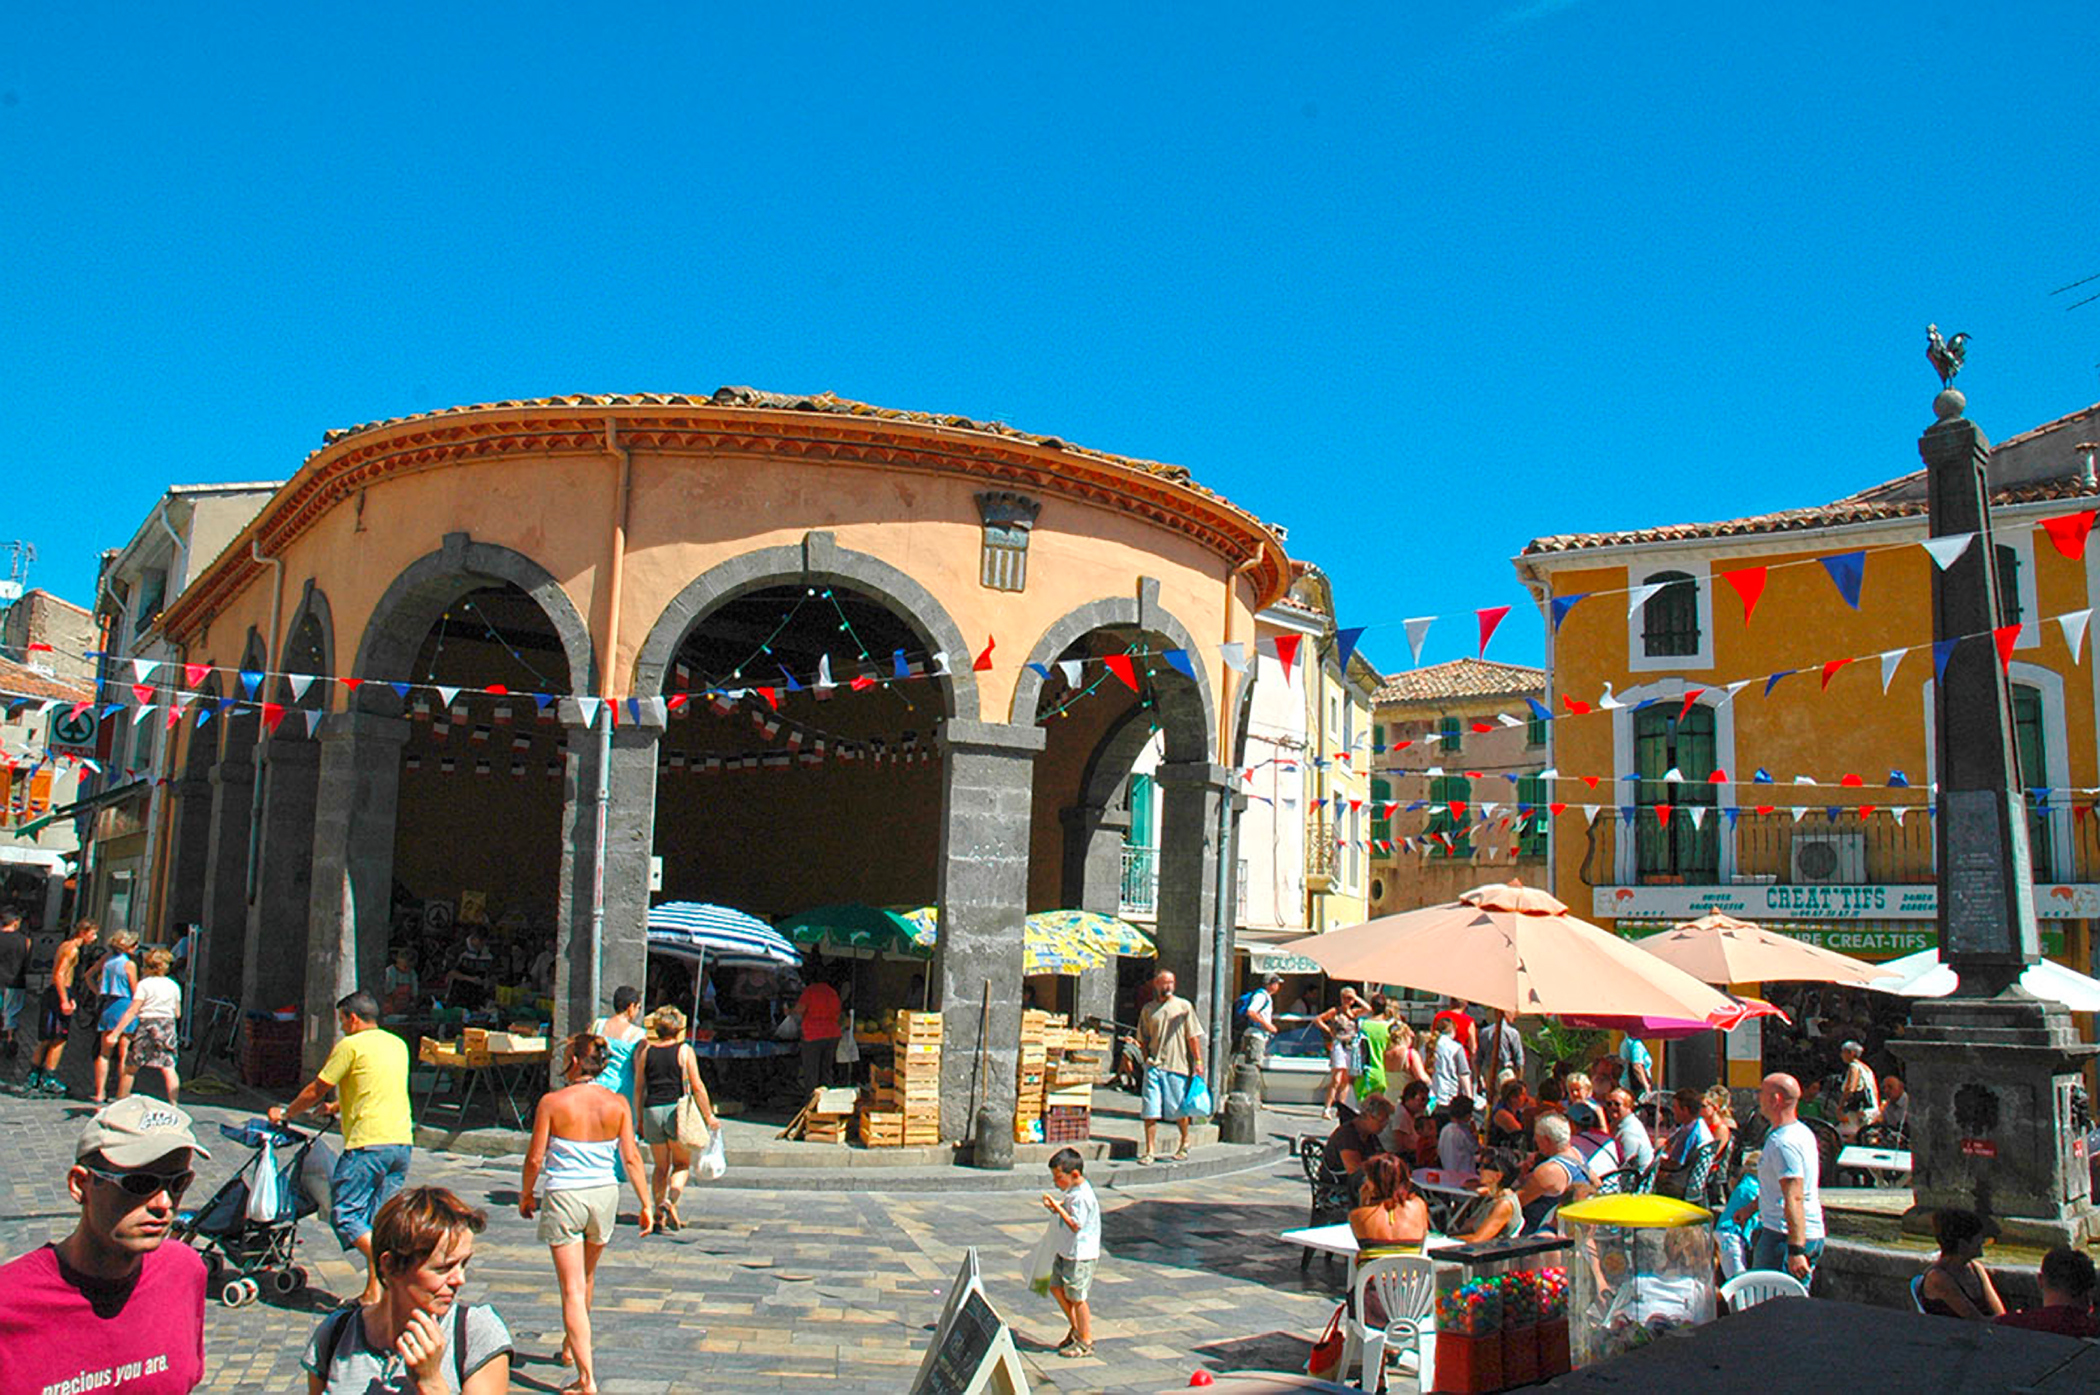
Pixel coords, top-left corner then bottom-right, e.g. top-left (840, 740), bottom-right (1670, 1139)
top-left (1859, 805), bottom-right (1876, 819)
top-left (1993, 624), bottom-right (2020, 673)
top-left (666, 693), bottom-right (689, 711)
top-left (1840, 774), bottom-right (1864, 787)
top-left (2043, 510), bottom-right (2098, 559)
top-left (183, 662), bottom-right (211, 688)
top-left (26, 641), bottom-right (52, 653)
top-left (1756, 804), bottom-right (1775, 815)
top-left (1549, 802), bottom-right (1567, 816)
top-left (1720, 567), bottom-right (1767, 624)
top-left (1471, 721), bottom-right (1494, 734)
top-left (973, 636), bottom-right (996, 672)
top-left (1103, 655), bottom-right (1139, 692)
top-left (261, 702), bottom-right (286, 732)
top-left (757, 687), bottom-right (780, 711)
top-left (1655, 803), bottom-right (1672, 825)
top-left (486, 684), bottom-right (509, 696)
top-left (849, 674), bottom-right (876, 692)
top-left (132, 684), bottom-right (155, 704)
top-left (1675, 689), bottom-right (1704, 722)
top-left (1476, 605), bottom-right (1510, 657)
top-left (1272, 634), bottom-right (1301, 685)
top-left (1580, 775), bottom-right (1600, 790)
top-left (1820, 658), bottom-right (1853, 690)
top-left (340, 677), bottom-right (362, 692)
top-left (1447, 800), bottom-right (1468, 821)
top-left (1707, 769), bottom-right (1728, 784)
top-left (67, 700), bottom-right (91, 721)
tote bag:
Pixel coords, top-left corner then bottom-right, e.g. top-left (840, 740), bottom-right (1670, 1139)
top-left (674, 1093), bottom-right (712, 1149)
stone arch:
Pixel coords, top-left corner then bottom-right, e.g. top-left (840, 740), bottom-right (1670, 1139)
top-left (1078, 705), bottom-right (1164, 814)
top-left (1009, 578), bottom-right (1215, 765)
top-left (632, 531), bottom-right (979, 720)
top-left (353, 533), bottom-right (595, 713)
top-left (277, 581), bottom-right (335, 705)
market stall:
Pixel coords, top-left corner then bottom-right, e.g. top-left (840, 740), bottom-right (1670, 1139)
top-left (646, 901), bottom-right (804, 1104)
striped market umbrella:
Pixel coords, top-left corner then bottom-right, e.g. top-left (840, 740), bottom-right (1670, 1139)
top-left (1028, 909), bottom-right (1155, 959)
top-left (646, 901), bottom-right (801, 969)
top-left (893, 907), bottom-right (1109, 976)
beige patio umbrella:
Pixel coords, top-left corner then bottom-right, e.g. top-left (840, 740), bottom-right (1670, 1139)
top-left (1272, 882), bottom-right (1735, 1020)
top-left (1631, 912), bottom-right (1886, 986)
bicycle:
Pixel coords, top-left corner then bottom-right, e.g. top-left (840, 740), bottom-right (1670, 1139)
top-left (187, 996), bottom-right (241, 1078)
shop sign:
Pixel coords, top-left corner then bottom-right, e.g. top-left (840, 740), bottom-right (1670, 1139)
top-left (1960, 1138), bottom-right (1997, 1159)
top-left (1245, 949), bottom-right (1325, 975)
top-left (1595, 883), bottom-right (2100, 923)
top-left (1612, 919), bottom-right (2065, 960)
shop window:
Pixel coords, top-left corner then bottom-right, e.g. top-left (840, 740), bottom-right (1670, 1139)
top-left (976, 490), bottom-right (1039, 592)
top-left (1634, 704), bottom-right (1718, 879)
top-left (1641, 571), bottom-right (1700, 658)
top-left (2013, 684), bottom-right (2053, 880)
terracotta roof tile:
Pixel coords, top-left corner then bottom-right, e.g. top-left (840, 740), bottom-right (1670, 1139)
top-left (1373, 658), bottom-right (1545, 705)
top-left (0, 656), bottom-right (94, 705)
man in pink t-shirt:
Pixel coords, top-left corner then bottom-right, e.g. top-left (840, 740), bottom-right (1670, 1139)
top-left (0, 1096), bottom-right (210, 1392)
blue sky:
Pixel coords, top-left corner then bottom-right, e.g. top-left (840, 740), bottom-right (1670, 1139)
top-left (5, 0), bottom-right (2097, 675)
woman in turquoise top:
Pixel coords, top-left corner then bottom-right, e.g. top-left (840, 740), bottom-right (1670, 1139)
top-left (589, 986), bottom-right (649, 1181)
top-left (91, 929), bottom-right (140, 1104)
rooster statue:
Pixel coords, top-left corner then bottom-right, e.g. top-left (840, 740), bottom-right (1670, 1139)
top-left (1927, 324), bottom-right (1970, 387)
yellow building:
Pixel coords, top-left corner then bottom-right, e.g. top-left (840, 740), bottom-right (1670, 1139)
top-left (1516, 401), bottom-right (2100, 1087)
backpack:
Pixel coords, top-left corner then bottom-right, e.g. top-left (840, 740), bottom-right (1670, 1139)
top-left (1233, 989), bottom-right (1257, 1029)
top-left (315, 1302), bottom-right (472, 1387)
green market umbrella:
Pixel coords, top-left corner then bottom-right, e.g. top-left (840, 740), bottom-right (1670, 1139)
top-left (1028, 909), bottom-right (1155, 959)
top-left (776, 903), bottom-right (923, 958)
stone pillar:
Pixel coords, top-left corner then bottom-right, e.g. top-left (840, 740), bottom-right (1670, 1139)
top-left (933, 719), bottom-right (1044, 1158)
top-left (1060, 804), bottom-right (1131, 1028)
top-left (243, 736), bottom-right (320, 1019)
top-left (160, 772), bottom-right (213, 935)
top-left (1155, 760), bottom-right (1233, 1080)
top-left (553, 703), bottom-right (660, 1055)
top-left (303, 711), bottom-right (408, 1072)
top-left (193, 753), bottom-right (255, 1013)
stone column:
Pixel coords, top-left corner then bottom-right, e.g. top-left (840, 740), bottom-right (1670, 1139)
top-left (243, 736), bottom-right (320, 1019)
top-left (553, 702), bottom-right (661, 1054)
top-left (1155, 760), bottom-right (1233, 1080)
top-left (303, 711), bottom-right (408, 1072)
top-left (933, 718), bottom-right (1044, 1160)
top-left (193, 752), bottom-right (255, 1012)
top-left (160, 772), bottom-right (213, 935)
top-left (1060, 803), bottom-right (1131, 1029)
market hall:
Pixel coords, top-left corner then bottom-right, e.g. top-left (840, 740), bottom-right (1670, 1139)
top-left (141, 388), bottom-right (1293, 1145)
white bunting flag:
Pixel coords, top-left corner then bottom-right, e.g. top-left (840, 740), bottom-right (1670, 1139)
top-left (1536, 767), bottom-right (1559, 781)
top-left (575, 697), bottom-right (601, 728)
top-left (1879, 649), bottom-right (1905, 693)
top-left (1479, 801), bottom-right (1499, 820)
top-left (1687, 806), bottom-right (1707, 831)
top-left (1582, 804), bottom-right (1601, 825)
top-left (131, 704), bottom-right (155, 727)
top-left (287, 673), bottom-right (315, 702)
top-left (1424, 766), bottom-right (1444, 778)
top-left (931, 651), bottom-right (951, 674)
top-left (1219, 642), bottom-right (1249, 674)
top-left (1921, 533), bottom-right (1976, 570)
top-left (1597, 683), bottom-right (1622, 711)
top-left (435, 685), bottom-right (461, 708)
top-left (1722, 679), bottom-right (1753, 702)
top-left (1626, 582), bottom-right (1665, 616)
top-left (1891, 807), bottom-right (1908, 828)
top-left (1059, 659), bottom-right (1083, 688)
top-left (303, 709), bottom-right (324, 737)
top-left (1403, 617), bottom-right (1434, 665)
top-left (2060, 608), bottom-right (2092, 664)
top-left (1791, 805), bottom-right (1810, 823)
top-left (1663, 766), bottom-right (1684, 784)
top-left (131, 658), bottom-right (159, 682)
top-left (1497, 713), bottom-right (1523, 727)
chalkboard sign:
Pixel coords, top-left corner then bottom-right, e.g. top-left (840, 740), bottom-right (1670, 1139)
top-left (919, 1288), bottom-right (1002, 1395)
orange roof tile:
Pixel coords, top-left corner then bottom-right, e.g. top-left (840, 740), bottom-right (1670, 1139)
top-left (0, 655), bottom-right (94, 705)
top-left (1373, 658), bottom-right (1545, 705)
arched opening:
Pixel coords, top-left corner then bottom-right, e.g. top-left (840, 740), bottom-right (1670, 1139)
top-left (649, 580), bottom-right (952, 1077)
top-left (387, 583), bottom-right (574, 1017)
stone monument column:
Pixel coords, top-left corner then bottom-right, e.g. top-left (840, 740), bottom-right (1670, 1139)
top-left (1891, 375), bottom-right (2098, 1246)
top-left (932, 718), bottom-right (1044, 1164)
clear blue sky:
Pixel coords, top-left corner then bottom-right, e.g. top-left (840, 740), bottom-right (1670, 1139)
top-left (6, 1), bottom-right (2096, 675)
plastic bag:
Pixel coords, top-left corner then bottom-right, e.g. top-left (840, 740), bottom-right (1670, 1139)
top-left (245, 1135), bottom-right (282, 1224)
top-left (1184, 1073), bottom-right (1214, 1117)
top-left (695, 1127), bottom-right (727, 1180)
top-left (1025, 1218), bottom-right (1062, 1298)
top-left (773, 1012), bottom-right (802, 1041)
top-left (834, 1031), bottom-right (860, 1064)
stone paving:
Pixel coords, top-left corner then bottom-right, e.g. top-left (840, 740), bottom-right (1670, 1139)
top-left (0, 1057), bottom-right (1380, 1394)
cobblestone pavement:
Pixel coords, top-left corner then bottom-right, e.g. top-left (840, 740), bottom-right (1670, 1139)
top-left (0, 1069), bottom-right (1375, 1393)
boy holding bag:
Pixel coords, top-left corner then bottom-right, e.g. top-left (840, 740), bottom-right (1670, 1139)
top-left (1039, 1147), bottom-right (1101, 1358)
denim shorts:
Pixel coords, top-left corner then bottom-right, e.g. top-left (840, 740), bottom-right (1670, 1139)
top-left (1748, 1226), bottom-right (1824, 1285)
top-left (1140, 1066), bottom-right (1193, 1120)
top-left (331, 1144), bottom-right (413, 1248)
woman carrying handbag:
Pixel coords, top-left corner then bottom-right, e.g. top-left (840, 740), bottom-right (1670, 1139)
top-left (637, 1006), bottom-right (719, 1231)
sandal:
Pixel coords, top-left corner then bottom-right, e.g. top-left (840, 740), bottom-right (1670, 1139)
top-left (1173, 1148), bottom-right (1190, 1161)
top-left (1057, 1340), bottom-right (1095, 1358)
top-left (1137, 1153), bottom-right (1154, 1166)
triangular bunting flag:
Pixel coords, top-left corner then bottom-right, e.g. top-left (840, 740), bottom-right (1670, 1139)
top-left (972, 636), bottom-right (995, 672)
top-left (1332, 628), bottom-right (1365, 674)
top-left (435, 686), bottom-right (460, 708)
top-left (1476, 606), bottom-right (1510, 658)
top-left (239, 669), bottom-right (263, 699)
top-left (1879, 649), bottom-right (1905, 693)
top-left (1654, 803), bottom-right (1672, 825)
top-left (131, 657), bottom-right (159, 682)
top-left (1163, 648), bottom-right (1198, 680)
top-left (287, 674), bottom-right (314, 702)
top-left (2042, 510), bottom-right (2097, 559)
top-left (1103, 655), bottom-right (1140, 691)
top-left (1921, 533), bottom-right (1974, 570)
top-left (1550, 593), bottom-right (1589, 633)
top-left (1582, 805), bottom-right (1600, 825)
top-left (1219, 642), bottom-right (1248, 674)
top-left (261, 702), bottom-right (286, 733)
top-left (183, 662), bottom-right (211, 688)
top-left (893, 649), bottom-right (909, 679)
top-left (1687, 807), bottom-right (1706, 831)
top-left (1403, 617), bottom-right (1433, 665)
top-left (1819, 551), bottom-right (1866, 609)
top-left (388, 682), bottom-right (411, 701)
top-left (1719, 567), bottom-right (1767, 625)
top-left (1820, 657), bottom-right (1853, 690)
top-left (131, 683), bottom-right (155, 705)
top-left (1272, 634), bottom-right (1301, 684)
top-left (1993, 624), bottom-right (2019, 673)
top-left (303, 709), bottom-right (324, 737)
top-left (1933, 638), bottom-right (1958, 685)
top-left (576, 697), bottom-right (602, 727)
top-left (1626, 582), bottom-right (1664, 617)
top-left (2059, 609), bottom-right (2092, 664)
top-left (1027, 663), bottom-right (1050, 681)
top-left (1059, 659), bottom-right (1083, 688)
top-left (1675, 689), bottom-right (1703, 722)
top-left (1764, 670), bottom-right (1795, 697)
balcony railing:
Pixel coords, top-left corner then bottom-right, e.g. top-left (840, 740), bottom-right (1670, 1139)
top-left (1578, 805), bottom-right (2098, 888)
top-left (1121, 845), bottom-right (1158, 916)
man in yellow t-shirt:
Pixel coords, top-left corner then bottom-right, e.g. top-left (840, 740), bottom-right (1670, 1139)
top-left (269, 989), bottom-right (411, 1305)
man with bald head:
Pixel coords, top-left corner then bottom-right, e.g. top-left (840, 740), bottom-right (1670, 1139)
top-left (1750, 1072), bottom-right (1825, 1284)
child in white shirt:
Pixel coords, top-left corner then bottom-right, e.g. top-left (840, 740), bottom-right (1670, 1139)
top-left (1041, 1147), bottom-right (1101, 1358)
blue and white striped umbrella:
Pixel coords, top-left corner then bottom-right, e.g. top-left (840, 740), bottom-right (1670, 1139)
top-left (646, 901), bottom-right (801, 969)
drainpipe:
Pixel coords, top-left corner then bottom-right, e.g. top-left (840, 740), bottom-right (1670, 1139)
top-left (590, 419), bottom-right (636, 1015)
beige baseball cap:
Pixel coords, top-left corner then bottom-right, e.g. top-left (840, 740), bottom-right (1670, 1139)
top-left (77, 1097), bottom-right (211, 1168)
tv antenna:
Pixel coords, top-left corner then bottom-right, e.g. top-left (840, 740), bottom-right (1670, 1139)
top-left (0, 540), bottom-right (33, 605)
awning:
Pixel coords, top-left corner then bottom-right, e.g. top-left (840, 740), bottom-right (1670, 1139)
top-left (0, 845), bottom-right (71, 871)
top-left (1244, 949), bottom-right (1326, 975)
top-left (13, 778), bottom-right (147, 838)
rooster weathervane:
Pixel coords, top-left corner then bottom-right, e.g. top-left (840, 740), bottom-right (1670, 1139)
top-left (1927, 323), bottom-right (1970, 387)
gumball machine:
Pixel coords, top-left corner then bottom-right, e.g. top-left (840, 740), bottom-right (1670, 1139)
top-left (1554, 1194), bottom-right (1717, 1368)
top-left (1425, 1235), bottom-right (1573, 1393)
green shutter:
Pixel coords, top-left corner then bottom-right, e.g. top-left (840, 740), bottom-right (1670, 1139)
top-left (1371, 777), bottom-right (1392, 842)
top-left (1126, 773), bottom-right (1155, 847)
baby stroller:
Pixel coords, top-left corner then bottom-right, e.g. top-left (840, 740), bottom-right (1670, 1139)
top-left (174, 1118), bottom-right (335, 1307)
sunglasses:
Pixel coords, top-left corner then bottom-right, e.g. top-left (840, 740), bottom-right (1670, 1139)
top-left (82, 1166), bottom-right (195, 1203)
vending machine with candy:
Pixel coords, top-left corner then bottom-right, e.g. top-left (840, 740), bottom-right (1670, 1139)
top-left (1424, 1234), bottom-right (1573, 1393)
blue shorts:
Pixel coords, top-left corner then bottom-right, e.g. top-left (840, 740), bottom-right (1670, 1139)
top-left (99, 1000), bottom-right (137, 1034)
top-left (331, 1144), bottom-right (413, 1249)
top-left (1141, 1066), bottom-right (1194, 1121)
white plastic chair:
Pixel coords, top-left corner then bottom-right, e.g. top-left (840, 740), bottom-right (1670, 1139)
top-left (1720, 1269), bottom-right (1809, 1311)
top-left (1349, 1253), bottom-right (1437, 1391)
top-left (1908, 1272), bottom-right (1928, 1313)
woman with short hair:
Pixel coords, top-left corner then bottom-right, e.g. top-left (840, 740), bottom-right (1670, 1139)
top-left (113, 947), bottom-right (181, 1103)
top-left (1516, 1114), bottom-right (1593, 1233)
top-left (522, 1034), bottom-right (654, 1394)
top-left (1918, 1208), bottom-right (2005, 1321)
top-left (304, 1186), bottom-right (512, 1393)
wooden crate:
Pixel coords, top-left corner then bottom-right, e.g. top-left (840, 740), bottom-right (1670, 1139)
top-left (894, 1010), bottom-right (943, 1039)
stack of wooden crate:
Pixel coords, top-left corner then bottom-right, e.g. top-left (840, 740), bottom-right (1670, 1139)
top-left (1042, 1015), bottom-right (1094, 1142)
top-left (1015, 1010), bottom-right (1052, 1142)
top-left (859, 1010), bottom-right (942, 1146)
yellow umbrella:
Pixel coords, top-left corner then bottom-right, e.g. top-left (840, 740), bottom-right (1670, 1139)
top-left (894, 906), bottom-right (1109, 975)
top-left (1028, 909), bottom-right (1155, 958)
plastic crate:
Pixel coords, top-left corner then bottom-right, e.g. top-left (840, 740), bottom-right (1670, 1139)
top-left (1044, 1109), bottom-right (1091, 1144)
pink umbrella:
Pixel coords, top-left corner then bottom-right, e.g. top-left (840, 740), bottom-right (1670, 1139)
top-left (1272, 882), bottom-right (1735, 1021)
top-left (1562, 997), bottom-right (1790, 1042)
